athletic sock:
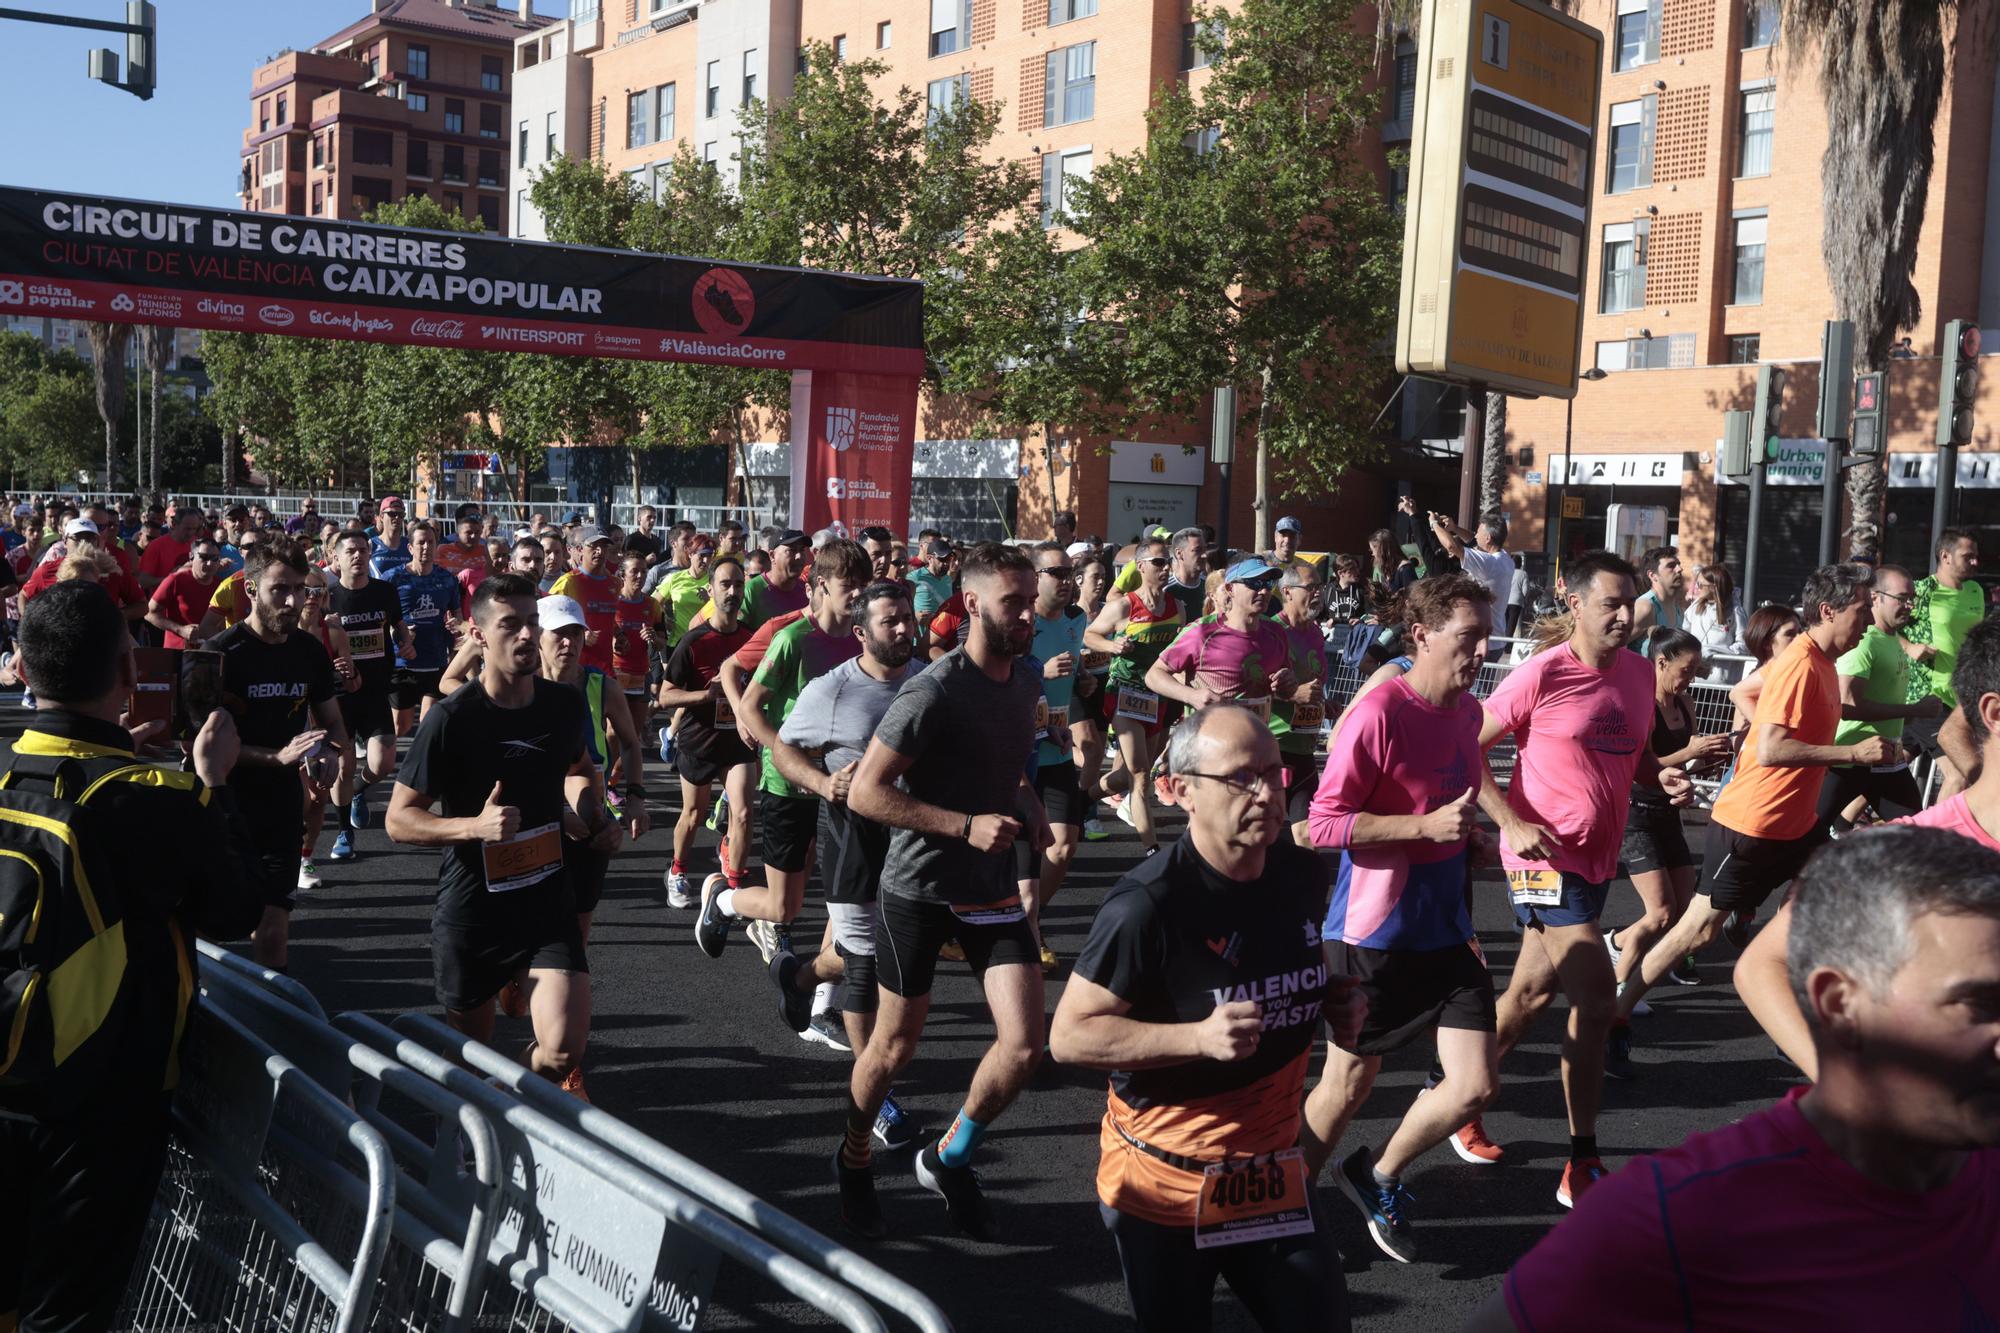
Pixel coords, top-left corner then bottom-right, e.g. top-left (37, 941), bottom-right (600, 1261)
top-left (670, 858), bottom-right (685, 875)
top-left (715, 888), bottom-right (740, 918)
top-left (336, 805), bottom-right (354, 834)
top-left (1571, 1134), bottom-right (1598, 1162)
top-left (812, 982), bottom-right (837, 1016)
top-left (841, 1106), bottom-right (874, 1170)
top-left (1371, 1166), bottom-right (1400, 1192)
top-left (724, 870), bottom-right (743, 890)
top-left (934, 1108), bottom-right (988, 1168)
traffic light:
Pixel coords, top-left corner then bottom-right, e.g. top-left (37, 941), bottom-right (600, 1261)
top-left (125, 2), bottom-right (156, 101)
top-left (1817, 319), bottom-right (1854, 440)
top-left (1754, 364), bottom-right (1787, 460)
top-left (1851, 372), bottom-right (1884, 457)
top-left (1939, 318), bottom-right (1982, 447)
top-left (1720, 410), bottom-right (1752, 478)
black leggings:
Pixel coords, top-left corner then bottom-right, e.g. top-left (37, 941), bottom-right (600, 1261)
top-left (1814, 763), bottom-right (1922, 829)
top-left (1100, 1203), bottom-right (1350, 1333)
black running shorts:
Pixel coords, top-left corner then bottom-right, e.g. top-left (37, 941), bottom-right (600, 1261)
top-left (1699, 821), bottom-right (1826, 914)
top-left (390, 667), bottom-right (445, 711)
top-left (874, 892), bottom-right (1038, 999)
top-left (759, 789), bottom-right (819, 873)
top-left (1035, 760), bottom-right (1086, 828)
top-left (1620, 801), bottom-right (1693, 876)
top-left (432, 908), bottom-right (588, 1012)
top-left (338, 687), bottom-right (396, 743)
top-left (1334, 939), bottom-right (1496, 1057)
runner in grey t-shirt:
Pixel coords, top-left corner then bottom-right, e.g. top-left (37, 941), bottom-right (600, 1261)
top-left (830, 543), bottom-right (1051, 1244)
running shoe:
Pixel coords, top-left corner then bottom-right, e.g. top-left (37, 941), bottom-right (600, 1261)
top-left (772, 953), bottom-right (813, 1033)
top-left (694, 872), bottom-right (731, 959)
top-left (872, 1092), bottom-right (917, 1152)
top-left (772, 923), bottom-right (795, 957)
top-left (297, 857), bottom-right (321, 893)
top-left (1038, 944), bottom-right (1059, 974)
top-left (1723, 910), bottom-right (1755, 948)
top-left (748, 919), bottom-right (781, 964)
top-left (658, 725), bottom-right (674, 765)
top-left (705, 791), bottom-right (727, 832)
top-left (1616, 980), bottom-right (1652, 1018)
top-left (833, 1147), bottom-right (885, 1240)
top-left (1115, 798), bottom-right (1138, 830)
top-left (605, 792), bottom-right (625, 824)
top-left (1336, 1146), bottom-right (1417, 1263)
top-left (500, 977), bottom-right (528, 1019)
top-left (348, 790), bottom-right (370, 831)
top-left (1601, 926), bottom-right (1622, 967)
top-left (1557, 1157), bottom-right (1608, 1209)
top-left (916, 1142), bottom-right (995, 1242)
top-left (18, 688), bottom-right (32, 709)
top-left (1668, 953), bottom-right (1702, 986)
top-left (802, 1012), bottom-right (850, 1051)
top-left (560, 1066), bottom-right (591, 1103)
top-left (1081, 817), bottom-right (1109, 841)
top-left (329, 830), bottom-right (356, 862)
top-left (664, 867), bottom-right (694, 909)
top-left (1605, 1024), bottom-right (1638, 1081)
top-left (938, 938), bottom-right (966, 963)
top-left (1451, 1117), bottom-right (1506, 1166)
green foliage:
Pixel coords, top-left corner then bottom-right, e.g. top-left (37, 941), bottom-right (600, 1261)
top-left (0, 332), bottom-right (103, 486)
top-left (1064, 0), bottom-right (1404, 492)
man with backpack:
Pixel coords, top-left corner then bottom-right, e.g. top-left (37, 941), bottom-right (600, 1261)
top-left (0, 579), bottom-right (264, 1333)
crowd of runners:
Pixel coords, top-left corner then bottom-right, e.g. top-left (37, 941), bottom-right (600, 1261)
top-left (2, 494), bottom-right (1997, 1332)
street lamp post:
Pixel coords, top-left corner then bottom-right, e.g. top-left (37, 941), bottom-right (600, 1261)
top-left (1548, 366), bottom-right (1608, 577)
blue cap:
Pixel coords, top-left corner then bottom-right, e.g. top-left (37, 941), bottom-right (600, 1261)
top-left (1224, 557), bottom-right (1282, 585)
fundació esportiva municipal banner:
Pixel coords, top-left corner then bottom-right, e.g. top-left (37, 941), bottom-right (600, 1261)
top-left (0, 185), bottom-right (924, 375)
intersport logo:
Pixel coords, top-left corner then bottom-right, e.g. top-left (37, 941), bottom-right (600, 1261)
top-left (412, 318), bottom-right (467, 340)
top-left (258, 304), bottom-right (295, 327)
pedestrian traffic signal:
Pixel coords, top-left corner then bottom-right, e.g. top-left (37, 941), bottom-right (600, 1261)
top-left (1816, 320), bottom-right (1854, 441)
top-left (1754, 364), bottom-right (1787, 459)
top-left (1720, 410), bottom-right (1752, 478)
top-left (1939, 319), bottom-right (1981, 447)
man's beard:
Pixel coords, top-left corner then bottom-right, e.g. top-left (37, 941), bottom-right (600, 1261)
top-left (981, 607), bottom-right (1031, 656)
top-left (866, 630), bottom-right (912, 669)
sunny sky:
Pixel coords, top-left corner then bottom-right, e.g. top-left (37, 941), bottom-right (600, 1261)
top-left (0, 0), bottom-right (561, 209)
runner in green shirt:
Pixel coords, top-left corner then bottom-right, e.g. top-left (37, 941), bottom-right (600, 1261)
top-left (1904, 529), bottom-right (1984, 798)
top-left (1822, 564), bottom-right (1944, 831)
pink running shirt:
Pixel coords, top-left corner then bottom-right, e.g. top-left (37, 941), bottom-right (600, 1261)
top-left (1504, 1087), bottom-right (2000, 1331)
top-left (1481, 643), bottom-right (1656, 884)
top-left (1155, 617), bottom-right (1294, 708)
top-left (1895, 793), bottom-right (2000, 850)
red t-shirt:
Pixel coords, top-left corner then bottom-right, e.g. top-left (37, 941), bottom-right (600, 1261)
top-left (612, 595), bottom-right (655, 686)
top-left (138, 532), bottom-right (190, 580)
top-left (733, 610), bottom-right (806, 671)
top-left (21, 546), bottom-right (142, 608)
top-left (432, 540), bottom-right (487, 578)
top-left (928, 593), bottom-right (968, 651)
top-left (151, 569), bottom-right (220, 647)
top-left (550, 568), bottom-right (617, 672)
top-left (1504, 1086), bottom-right (2000, 1330)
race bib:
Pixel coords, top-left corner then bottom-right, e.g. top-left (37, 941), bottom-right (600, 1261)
top-left (951, 897), bottom-right (1027, 928)
top-left (348, 626), bottom-right (386, 660)
top-left (1115, 687), bottom-right (1161, 724)
top-left (1194, 1149), bottom-right (1314, 1250)
top-left (482, 821), bottom-right (563, 894)
top-left (1506, 869), bottom-right (1564, 907)
top-left (1082, 649), bottom-right (1112, 672)
top-left (713, 695), bottom-right (736, 731)
top-left (1035, 695), bottom-right (1050, 729)
top-left (1238, 694), bottom-right (1272, 722)
top-left (1047, 704), bottom-right (1070, 734)
top-left (1290, 700), bottom-right (1326, 730)
top-left (1870, 759), bottom-right (1910, 775)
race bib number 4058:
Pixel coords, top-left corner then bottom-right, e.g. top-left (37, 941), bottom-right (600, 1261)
top-left (1194, 1149), bottom-right (1313, 1250)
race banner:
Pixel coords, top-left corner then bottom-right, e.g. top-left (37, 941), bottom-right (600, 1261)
top-left (788, 370), bottom-right (917, 536)
top-left (0, 185), bottom-right (924, 375)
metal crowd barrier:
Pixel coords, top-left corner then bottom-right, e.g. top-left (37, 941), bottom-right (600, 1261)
top-left (118, 951), bottom-right (955, 1333)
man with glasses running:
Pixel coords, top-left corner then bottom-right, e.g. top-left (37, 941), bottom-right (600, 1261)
top-left (145, 536), bottom-right (223, 647)
top-left (1818, 563), bottom-right (1942, 833)
top-left (1023, 541), bottom-right (1093, 969)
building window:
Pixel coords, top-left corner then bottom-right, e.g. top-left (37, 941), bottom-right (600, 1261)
top-left (478, 150), bottom-right (500, 187)
top-left (408, 91), bottom-right (428, 112)
top-left (1045, 41), bottom-right (1096, 127)
top-left (834, 34), bottom-right (849, 62)
top-left (1613, 0), bottom-right (1660, 72)
top-left (656, 83), bottom-right (675, 141)
top-left (1041, 145), bottom-right (1091, 227)
top-left (1600, 221), bottom-right (1645, 313)
top-left (877, 20), bottom-right (892, 48)
top-left (444, 99), bottom-right (465, 134)
top-left (479, 196), bottom-right (500, 230)
top-left (1739, 86), bottom-right (1774, 177)
top-left (1743, 0), bottom-right (1779, 49)
top-left (310, 182), bottom-right (324, 214)
top-left (1597, 332), bottom-right (1694, 371)
top-left (1182, 124), bottom-right (1221, 155)
top-left (705, 60), bottom-right (720, 117)
top-left (1607, 97), bottom-right (1653, 192)
top-left (311, 135), bottom-right (324, 167)
top-left (702, 140), bottom-right (717, 164)
top-left (927, 73), bottom-right (970, 123)
top-left (407, 44), bottom-right (429, 79)
top-left (368, 47), bottom-right (380, 78)
top-left (353, 128), bottom-right (393, 165)
top-left (481, 56), bottom-right (503, 93)
top-left (518, 120), bottom-right (529, 167)
top-left (1050, 0), bottom-right (1097, 24)
top-left (259, 98), bottom-right (270, 132)
top-left (742, 50), bottom-right (759, 106)
top-left (930, 0), bottom-right (973, 57)
top-left (276, 93), bottom-right (287, 124)
top-left (479, 103), bottom-right (502, 139)
top-left (444, 190), bottom-right (463, 215)
top-left (546, 110), bottom-right (558, 158)
top-left (1732, 212), bottom-right (1767, 304)
top-left (1728, 334), bottom-right (1762, 364)
top-left (1386, 38), bottom-right (1416, 129)
top-left (407, 139), bottom-right (430, 177)
top-left (1181, 19), bottom-right (1222, 71)
top-left (1387, 162), bottom-right (1409, 213)
top-left (517, 189), bottom-right (527, 222)
top-left (443, 144), bottom-right (466, 183)
top-left (628, 88), bottom-right (653, 147)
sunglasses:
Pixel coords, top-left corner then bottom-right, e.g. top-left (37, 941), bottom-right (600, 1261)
top-left (1040, 565), bottom-right (1074, 579)
top-left (1140, 556), bottom-right (1169, 568)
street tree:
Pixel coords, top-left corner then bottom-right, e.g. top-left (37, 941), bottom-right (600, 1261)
top-left (79, 322), bottom-right (132, 490)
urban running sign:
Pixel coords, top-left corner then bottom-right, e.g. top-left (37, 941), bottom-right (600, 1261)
top-left (0, 186), bottom-right (924, 375)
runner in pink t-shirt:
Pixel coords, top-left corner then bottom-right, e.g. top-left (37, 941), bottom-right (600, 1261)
top-left (1144, 558), bottom-right (1295, 728)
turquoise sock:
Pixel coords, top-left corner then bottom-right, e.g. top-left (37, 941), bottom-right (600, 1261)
top-left (935, 1108), bottom-right (988, 1168)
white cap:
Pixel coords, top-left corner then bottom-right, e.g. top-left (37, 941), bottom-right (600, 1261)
top-left (1065, 541), bottom-right (1093, 559)
top-left (537, 594), bottom-right (588, 633)
top-left (63, 518), bottom-right (98, 537)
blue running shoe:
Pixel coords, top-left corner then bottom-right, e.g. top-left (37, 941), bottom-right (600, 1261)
top-left (1337, 1146), bottom-right (1417, 1263)
top-left (348, 789), bottom-right (369, 831)
top-left (329, 830), bottom-right (356, 862)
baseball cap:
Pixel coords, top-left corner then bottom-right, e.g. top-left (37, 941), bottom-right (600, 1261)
top-left (537, 595), bottom-right (588, 633)
top-left (1276, 516), bottom-right (1303, 535)
top-left (12, 503), bottom-right (32, 518)
top-left (378, 494), bottom-right (405, 512)
top-left (572, 524), bottom-right (614, 546)
top-left (454, 502), bottom-right (482, 522)
top-left (1147, 525), bottom-right (1172, 541)
top-left (1224, 556), bottom-right (1282, 585)
top-left (1065, 541), bottom-right (1093, 559)
top-left (775, 528), bottom-right (811, 548)
top-left (63, 518), bottom-right (98, 537)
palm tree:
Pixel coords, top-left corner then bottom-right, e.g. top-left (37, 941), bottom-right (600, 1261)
top-left (1789, 0), bottom-right (1973, 559)
top-left (1479, 391), bottom-right (1507, 520)
top-left (80, 322), bottom-right (132, 493)
top-left (138, 325), bottom-right (172, 494)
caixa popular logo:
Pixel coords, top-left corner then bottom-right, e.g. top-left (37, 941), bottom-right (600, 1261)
top-left (110, 293), bottom-right (135, 313)
top-left (412, 317), bottom-right (467, 341)
top-left (825, 406), bottom-right (856, 452)
top-left (826, 477), bottom-right (848, 500)
top-left (197, 297), bottom-right (246, 319)
top-left (0, 280), bottom-right (22, 304)
top-left (258, 304), bottom-right (295, 328)
top-left (690, 267), bottom-right (754, 337)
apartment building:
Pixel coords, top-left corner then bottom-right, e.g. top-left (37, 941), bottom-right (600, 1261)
top-left (240, 0), bottom-right (553, 236)
top-left (1497, 0), bottom-right (2000, 597)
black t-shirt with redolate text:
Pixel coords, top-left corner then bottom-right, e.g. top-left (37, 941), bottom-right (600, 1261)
top-left (664, 622), bottom-right (756, 768)
top-left (210, 622), bottom-right (341, 823)
top-left (401, 677), bottom-right (592, 926)
top-left (1074, 835), bottom-right (1334, 1227)
top-left (325, 577), bottom-right (403, 691)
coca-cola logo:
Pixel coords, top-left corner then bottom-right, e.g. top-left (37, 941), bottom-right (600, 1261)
top-left (258, 303), bottom-right (295, 327)
top-left (412, 317), bottom-right (467, 341)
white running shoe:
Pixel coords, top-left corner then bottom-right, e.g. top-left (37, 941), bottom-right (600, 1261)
top-left (296, 857), bottom-right (321, 893)
top-left (664, 868), bottom-right (694, 909)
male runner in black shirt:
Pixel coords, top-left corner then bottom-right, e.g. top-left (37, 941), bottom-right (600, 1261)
top-left (326, 529), bottom-right (413, 861)
top-left (387, 573), bottom-right (604, 1097)
top-left (211, 541), bottom-right (348, 969)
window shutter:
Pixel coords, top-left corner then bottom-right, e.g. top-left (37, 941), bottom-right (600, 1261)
top-left (1638, 93), bottom-right (1657, 187)
top-left (1634, 217), bottom-right (1650, 302)
top-left (1041, 151), bottom-right (1058, 225)
top-left (1044, 51), bottom-right (1059, 127)
top-left (1643, 0), bottom-right (1662, 63)
top-left (930, 0), bottom-right (956, 32)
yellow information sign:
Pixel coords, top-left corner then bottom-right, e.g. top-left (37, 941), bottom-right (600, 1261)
top-left (1395, 0), bottom-right (1604, 400)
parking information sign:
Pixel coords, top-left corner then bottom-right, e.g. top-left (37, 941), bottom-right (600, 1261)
top-left (1395, 0), bottom-right (1603, 399)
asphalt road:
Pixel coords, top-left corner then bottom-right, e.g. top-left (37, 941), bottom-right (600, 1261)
top-left (120, 717), bottom-right (1800, 1332)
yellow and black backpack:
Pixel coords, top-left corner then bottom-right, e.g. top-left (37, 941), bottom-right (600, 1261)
top-left (0, 752), bottom-right (129, 1115)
